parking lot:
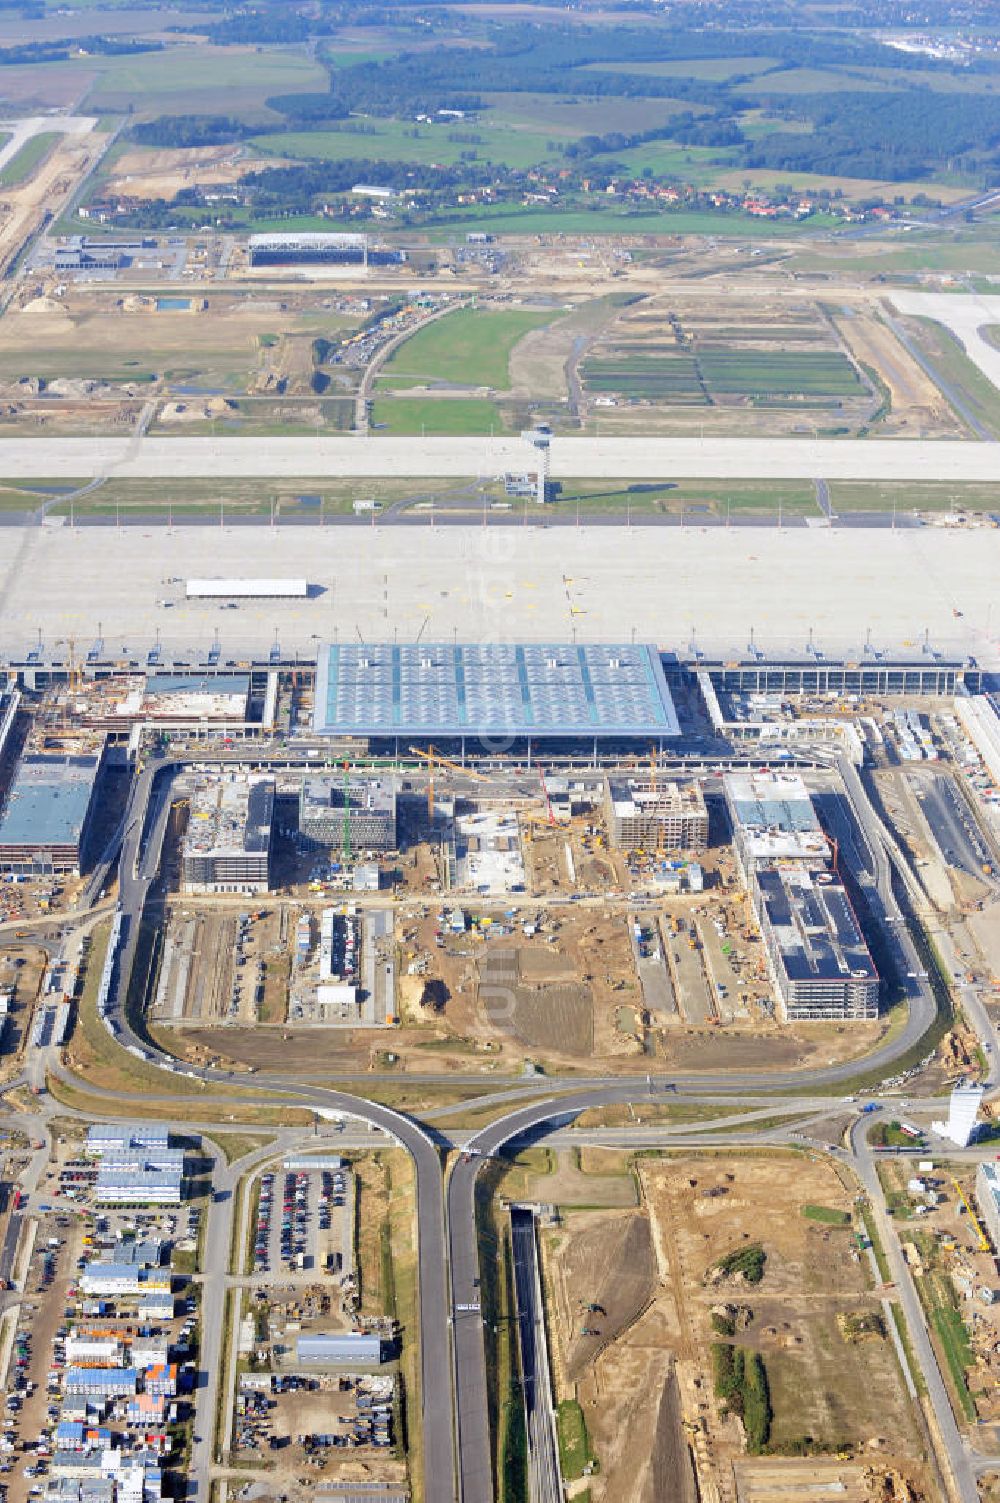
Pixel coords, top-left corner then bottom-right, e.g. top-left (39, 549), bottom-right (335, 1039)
top-left (253, 1164), bottom-right (354, 1277)
top-left (665, 916), bottom-right (715, 1024)
top-left (913, 772), bottom-right (993, 879)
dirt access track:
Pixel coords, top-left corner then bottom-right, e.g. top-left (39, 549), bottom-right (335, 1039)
top-left (542, 1151), bottom-right (934, 1503)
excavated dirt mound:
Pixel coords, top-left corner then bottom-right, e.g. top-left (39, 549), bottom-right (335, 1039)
top-left (640, 1366), bottom-right (698, 1503)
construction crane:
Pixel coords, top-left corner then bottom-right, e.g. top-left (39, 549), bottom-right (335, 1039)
top-left (341, 761), bottom-right (352, 865)
top-left (650, 745), bottom-right (664, 855)
top-left (537, 762), bottom-right (556, 826)
top-left (55, 637), bottom-right (81, 692)
top-left (951, 1176), bottom-right (991, 1253)
top-left (407, 745), bottom-right (493, 783)
top-left (426, 748), bottom-right (435, 828)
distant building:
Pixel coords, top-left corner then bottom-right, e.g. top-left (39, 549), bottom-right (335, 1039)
top-left (85, 1126), bottom-right (172, 1159)
top-left (249, 233), bottom-right (369, 267)
top-left (752, 865), bottom-right (879, 1021)
top-left (64, 1369), bottom-right (139, 1399)
top-left (606, 778), bottom-right (708, 852)
top-left (0, 750), bottom-right (104, 875)
top-left (79, 1265), bottom-right (171, 1297)
top-left (94, 1166), bottom-right (184, 1206)
top-left (299, 776), bottom-right (397, 852)
top-left (181, 776), bottom-right (274, 894)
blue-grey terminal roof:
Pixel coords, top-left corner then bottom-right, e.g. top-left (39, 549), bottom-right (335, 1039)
top-left (0, 755), bottom-right (100, 849)
top-left (313, 643), bottom-right (680, 739)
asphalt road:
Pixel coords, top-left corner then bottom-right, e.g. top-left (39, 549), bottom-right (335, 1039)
top-left (509, 1208), bottom-right (561, 1503)
top-left (850, 1116), bottom-right (979, 1503)
top-left (917, 774), bottom-right (991, 879)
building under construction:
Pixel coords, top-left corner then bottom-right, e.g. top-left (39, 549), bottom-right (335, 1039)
top-left (605, 778), bottom-right (708, 852)
top-left (0, 750), bottom-right (105, 875)
top-left (753, 864), bottom-right (879, 1021)
top-left (181, 775), bottom-right (275, 894)
top-left (723, 770), bottom-right (829, 878)
top-left (298, 776), bottom-right (397, 853)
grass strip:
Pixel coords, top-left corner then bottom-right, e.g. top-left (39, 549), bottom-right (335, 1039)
top-left (801, 1204), bottom-right (851, 1225)
top-left (556, 1398), bottom-right (593, 1480)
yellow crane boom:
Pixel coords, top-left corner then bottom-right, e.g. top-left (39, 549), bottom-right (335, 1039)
top-left (951, 1175), bottom-right (990, 1252)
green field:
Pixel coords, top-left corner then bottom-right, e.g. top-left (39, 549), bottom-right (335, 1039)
top-left (83, 44), bottom-right (328, 118)
top-left (253, 120), bottom-right (559, 173)
top-left (0, 131), bottom-right (60, 187)
top-left (747, 66), bottom-right (885, 95)
top-left (550, 477), bottom-right (819, 516)
top-left (370, 397), bottom-right (503, 435)
top-left (381, 307), bottom-right (553, 389)
top-left (482, 91), bottom-right (695, 139)
top-left (422, 203), bottom-right (835, 239)
top-left (581, 56), bottom-right (781, 82)
top-left (593, 139), bottom-right (740, 185)
top-left (555, 1400), bottom-right (593, 1481)
top-left (793, 234), bottom-right (1000, 278)
top-left (828, 481), bottom-right (1000, 513)
top-left (801, 1204), bottom-right (851, 1226)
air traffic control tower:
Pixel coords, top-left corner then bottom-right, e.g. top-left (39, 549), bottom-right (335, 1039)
top-left (520, 425), bottom-right (552, 504)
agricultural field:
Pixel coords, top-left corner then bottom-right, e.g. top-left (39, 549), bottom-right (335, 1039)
top-left (0, 43), bottom-right (328, 119)
top-left (538, 1152), bottom-right (932, 1502)
top-left (576, 293), bottom-right (877, 435)
top-left (251, 120), bottom-right (560, 174)
top-left (85, 45), bottom-right (329, 119)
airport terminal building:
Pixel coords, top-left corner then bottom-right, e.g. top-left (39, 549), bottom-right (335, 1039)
top-left (312, 641), bottom-right (681, 754)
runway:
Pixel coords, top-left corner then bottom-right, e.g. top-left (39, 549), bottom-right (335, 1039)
top-left (890, 291), bottom-right (1000, 397)
top-left (0, 519), bottom-right (996, 662)
top-left (0, 433), bottom-right (999, 481)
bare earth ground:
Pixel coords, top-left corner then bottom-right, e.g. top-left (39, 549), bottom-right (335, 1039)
top-left (105, 143), bottom-right (291, 200)
top-left (541, 1152), bottom-right (933, 1501)
top-left (833, 308), bottom-right (965, 439)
